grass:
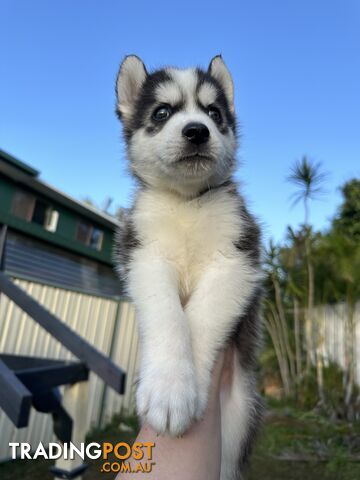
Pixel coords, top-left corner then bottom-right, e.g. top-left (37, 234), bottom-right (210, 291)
top-left (246, 399), bottom-right (360, 480)
top-left (0, 403), bottom-right (359, 480)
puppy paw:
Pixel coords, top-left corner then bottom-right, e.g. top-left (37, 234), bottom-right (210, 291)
top-left (136, 362), bottom-right (198, 437)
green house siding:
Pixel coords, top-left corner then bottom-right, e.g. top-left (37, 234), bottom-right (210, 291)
top-left (0, 174), bottom-right (14, 213)
top-left (0, 151), bottom-right (118, 266)
top-left (0, 211), bottom-right (114, 265)
top-left (3, 230), bottom-right (122, 297)
top-left (56, 208), bottom-right (77, 241)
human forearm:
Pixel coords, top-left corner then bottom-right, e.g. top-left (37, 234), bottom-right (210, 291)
top-left (117, 352), bottom-right (224, 480)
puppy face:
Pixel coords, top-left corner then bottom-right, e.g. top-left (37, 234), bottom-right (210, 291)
top-left (116, 55), bottom-right (237, 196)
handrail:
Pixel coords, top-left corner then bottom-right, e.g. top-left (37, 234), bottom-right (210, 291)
top-left (0, 357), bottom-right (32, 427)
top-left (0, 271), bottom-right (126, 393)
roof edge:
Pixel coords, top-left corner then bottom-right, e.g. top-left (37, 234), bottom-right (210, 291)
top-left (0, 149), bottom-right (40, 177)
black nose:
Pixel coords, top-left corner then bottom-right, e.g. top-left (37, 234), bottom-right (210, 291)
top-left (182, 122), bottom-right (210, 145)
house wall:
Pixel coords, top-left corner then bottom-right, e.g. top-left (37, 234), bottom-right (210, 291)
top-left (0, 173), bottom-right (13, 212)
top-left (3, 230), bottom-right (123, 297)
top-left (0, 175), bottom-right (115, 265)
top-left (0, 278), bottom-right (139, 461)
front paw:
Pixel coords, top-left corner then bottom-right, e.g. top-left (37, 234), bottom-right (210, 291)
top-left (136, 362), bottom-right (198, 436)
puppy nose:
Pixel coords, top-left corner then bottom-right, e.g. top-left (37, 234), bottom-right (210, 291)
top-left (182, 122), bottom-right (210, 145)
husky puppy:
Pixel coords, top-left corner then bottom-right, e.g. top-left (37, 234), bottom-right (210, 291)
top-left (115, 55), bottom-right (263, 479)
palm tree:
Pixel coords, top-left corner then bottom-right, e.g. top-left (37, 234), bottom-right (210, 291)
top-left (287, 156), bottom-right (328, 404)
top-left (287, 156), bottom-right (327, 226)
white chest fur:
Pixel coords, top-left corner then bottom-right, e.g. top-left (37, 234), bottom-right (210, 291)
top-left (133, 187), bottom-right (243, 303)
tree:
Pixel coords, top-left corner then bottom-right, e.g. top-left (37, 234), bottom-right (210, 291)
top-left (264, 241), bottom-right (296, 396)
top-left (281, 226), bottom-right (307, 380)
top-left (287, 156), bottom-right (328, 403)
top-left (287, 156), bottom-right (327, 225)
top-left (262, 175), bottom-right (360, 414)
top-left (319, 179), bottom-right (360, 418)
top-left (333, 179), bottom-right (360, 239)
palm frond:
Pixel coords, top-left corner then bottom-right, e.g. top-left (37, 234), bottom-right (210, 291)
top-left (287, 156), bottom-right (328, 202)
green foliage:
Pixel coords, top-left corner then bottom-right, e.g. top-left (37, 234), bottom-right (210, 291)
top-left (295, 363), bottom-right (359, 416)
top-left (260, 347), bottom-right (281, 375)
top-left (323, 363), bottom-right (347, 413)
top-left (247, 402), bottom-right (360, 480)
top-left (274, 176), bottom-right (360, 307)
top-left (296, 368), bottom-right (319, 409)
top-left (333, 179), bottom-right (360, 239)
top-left (287, 156), bottom-right (328, 209)
top-left (311, 179), bottom-right (360, 305)
top-left (86, 411), bottom-right (138, 440)
top-left (263, 174), bottom-right (360, 413)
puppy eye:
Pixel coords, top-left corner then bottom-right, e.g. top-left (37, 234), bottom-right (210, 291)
top-left (152, 105), bottom-right (172, 122)
top-left (208, 106), bottom-right (222, 124)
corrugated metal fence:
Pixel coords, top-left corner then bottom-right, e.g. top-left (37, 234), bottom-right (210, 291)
top-left (309, 302), bottom-right (360, 384)
top-left (0, 278), bottom-right (139, 460)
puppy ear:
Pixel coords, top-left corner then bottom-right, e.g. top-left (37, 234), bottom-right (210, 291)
top-left (116, 55), bottom-right (147, 120)
top-left (208, 55), bottom-right (234, 113)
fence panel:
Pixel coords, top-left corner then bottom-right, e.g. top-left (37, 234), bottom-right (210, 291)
top-left (0, 278), bottom-right (138, 460)
top-left (310, 302), bottom-right (360, 384)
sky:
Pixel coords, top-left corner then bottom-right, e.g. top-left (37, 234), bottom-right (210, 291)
top-left (1, 0), bottom-right (359, 243)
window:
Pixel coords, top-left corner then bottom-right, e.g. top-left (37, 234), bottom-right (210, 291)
top-left (11, 190), bottom-right (36, 221)
top-left (75, 221), bottom-right (103, 251)
top-left (46, 210), bottom-right (59, 233)
top-left (11, 189), bottom-right (59, 232)
top-left (90, 228), bottom-right (104, 250)
top-left (32, 200), bottom-right (48, 226)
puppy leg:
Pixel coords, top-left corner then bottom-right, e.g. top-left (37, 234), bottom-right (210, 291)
top-left (129, 249), bottom-right (197, 436)
top-left (185, 252), bottom-right (259, 418)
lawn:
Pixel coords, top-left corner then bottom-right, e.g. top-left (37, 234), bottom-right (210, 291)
top-left (1, 403), bottom-right (359, 480)
top-left (246, 402), bottom-right (360, 480)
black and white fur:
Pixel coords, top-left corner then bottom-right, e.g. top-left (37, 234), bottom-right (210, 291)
top-left (114, 55), bottom-right (263, 479)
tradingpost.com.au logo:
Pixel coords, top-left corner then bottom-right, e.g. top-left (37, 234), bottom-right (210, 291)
top-left (9, 441), bottom-right (156, 474)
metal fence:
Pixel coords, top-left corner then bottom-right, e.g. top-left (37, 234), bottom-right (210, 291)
top-left (0, 278), bottom-right (138, 460)
top-left (309, 302), bottom-right (360, 384)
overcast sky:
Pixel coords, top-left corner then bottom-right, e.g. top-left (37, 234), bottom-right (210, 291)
top-left (1, 0), bottom-right (359, 242)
